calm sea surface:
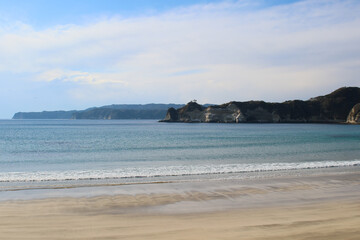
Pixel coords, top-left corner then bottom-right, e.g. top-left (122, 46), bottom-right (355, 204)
top-left (0, 120), bottom-right (359, 187)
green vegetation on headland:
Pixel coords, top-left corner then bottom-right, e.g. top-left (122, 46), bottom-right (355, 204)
top-left (12, 110), bottom-right (77, 119)
top-left (161, 87), bottom-right (360, 124)
top-left (12, 104), bottom-right (184, 120)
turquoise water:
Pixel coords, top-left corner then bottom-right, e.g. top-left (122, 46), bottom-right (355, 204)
top-left (0, 120), bottom-right (359, 184)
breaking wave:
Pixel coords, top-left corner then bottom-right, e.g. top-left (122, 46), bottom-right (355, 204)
top-left (0, 160), bottom-right (359, 182)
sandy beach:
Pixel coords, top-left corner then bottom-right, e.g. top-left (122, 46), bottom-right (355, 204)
top-left (0, 169), bottom-right (359, 240)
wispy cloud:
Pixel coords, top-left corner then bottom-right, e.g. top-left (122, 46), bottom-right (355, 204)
top-left (37, 69), bottom-right (127, 85)
top-left (0, 0), bottom-right (359, 113)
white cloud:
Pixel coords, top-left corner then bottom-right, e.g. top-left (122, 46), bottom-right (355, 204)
top-left (0, 0), bottom-right (359, 106)
top-left (36, 69), bottom-right (127, 85)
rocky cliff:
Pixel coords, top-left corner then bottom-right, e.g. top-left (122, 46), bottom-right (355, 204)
top-left (161, 87), bottom-right (360, 124)
top-left (347, 103), bottom-right (360, 124)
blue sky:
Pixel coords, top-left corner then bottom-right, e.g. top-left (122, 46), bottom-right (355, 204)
top-left (0, 0), bottom-right (359, 118)
top-left (0, 0), bottom-right (299, 28)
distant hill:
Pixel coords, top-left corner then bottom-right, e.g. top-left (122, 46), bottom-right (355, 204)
top-left (72, 104), bottom-right (185, 119)
top-left (12, 104), bottom-right (185, 120)
top-left (161, 87), bottom-right (360, 124)
top-left (12, 111), bottom-right (78, 119)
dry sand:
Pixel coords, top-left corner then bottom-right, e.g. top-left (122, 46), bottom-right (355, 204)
top-left (0, 171), bottom-right (359, 240)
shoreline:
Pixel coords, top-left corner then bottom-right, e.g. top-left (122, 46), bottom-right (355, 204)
top-left (1, 165), bottom-right (359, 201)
top-left (0, 168), bottom-right (359, 239)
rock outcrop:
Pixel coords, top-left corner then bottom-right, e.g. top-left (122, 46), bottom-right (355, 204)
top-left (347, 103), bottom-right (360, 124)
top-left (161, 87), bottom-right (360, 124)
top-left (162, 107), bottom-right (179, 122)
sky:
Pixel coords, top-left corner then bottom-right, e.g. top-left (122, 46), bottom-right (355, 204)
top-left (0, 0), bottom-right (359, 118)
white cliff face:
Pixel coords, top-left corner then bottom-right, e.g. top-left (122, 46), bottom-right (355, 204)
top-left (185, 103), bottom-right (281, 123)
top-left (204, 103), bottom-right (244, 123)
top-left (347, 103), bottom-right (360, 124)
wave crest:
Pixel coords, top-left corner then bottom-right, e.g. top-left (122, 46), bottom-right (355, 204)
top-left (1, 160), bottom-right (359, 182)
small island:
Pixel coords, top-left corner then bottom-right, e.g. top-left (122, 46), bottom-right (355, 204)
top-left (161, 87), bottom-right (360, 124)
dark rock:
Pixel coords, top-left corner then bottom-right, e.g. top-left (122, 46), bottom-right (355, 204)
top-left (160, 107), bottom-right (179, 122)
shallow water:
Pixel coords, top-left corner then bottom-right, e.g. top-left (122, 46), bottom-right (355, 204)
top-left (0, 120), bottom-right (359, 187)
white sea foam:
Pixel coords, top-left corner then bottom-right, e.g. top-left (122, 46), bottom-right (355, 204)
top-left (0, 160), bottom-right (359, 182)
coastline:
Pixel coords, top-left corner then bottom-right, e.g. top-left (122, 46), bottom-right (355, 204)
top-left (1, 165), bottom-right (359, 201)
top-left (0, 167), bottom-right (359, 239)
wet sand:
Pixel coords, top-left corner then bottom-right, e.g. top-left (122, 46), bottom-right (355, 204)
top-left (0, 170), bottom-right (359, 239)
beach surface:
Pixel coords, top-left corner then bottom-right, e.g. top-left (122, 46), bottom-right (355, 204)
top-left (0, 169), bottom-right (359, 240)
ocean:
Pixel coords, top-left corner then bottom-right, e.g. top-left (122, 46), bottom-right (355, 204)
top-left (0, 119), bottom-right (360, 191)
